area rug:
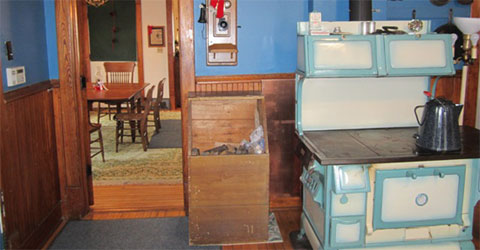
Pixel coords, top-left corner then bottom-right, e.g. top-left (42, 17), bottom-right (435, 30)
top-left (148, 120), bottom-right (182, 148)
top-left (49, 217), bottom-right (219, 250)
top-left (91, 111), bottom-right (183, 186)
top-left (49, 214), bottom-right (282, 249)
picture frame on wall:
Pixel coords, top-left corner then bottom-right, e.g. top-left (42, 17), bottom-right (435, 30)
top-left (148, 26), bottom-right (165, 47)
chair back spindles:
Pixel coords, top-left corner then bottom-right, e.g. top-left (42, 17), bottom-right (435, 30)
top-left (104, 62), bottom-right (135, 83)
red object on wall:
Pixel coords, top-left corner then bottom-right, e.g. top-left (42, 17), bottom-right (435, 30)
top-left (209, 0), bottom-right (224, 19)
top-left (216, 0), bottom-right (224, 18)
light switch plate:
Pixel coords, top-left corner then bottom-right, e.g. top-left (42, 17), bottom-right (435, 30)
top-left (6, 66), bottom-right (26, 87)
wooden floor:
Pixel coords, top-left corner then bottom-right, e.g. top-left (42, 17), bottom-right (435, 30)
top-left (83, 184), bottom-right (302, 249)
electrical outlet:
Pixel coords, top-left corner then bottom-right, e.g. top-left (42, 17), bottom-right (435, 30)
top-left (6, 66), bottom-right (26, 87)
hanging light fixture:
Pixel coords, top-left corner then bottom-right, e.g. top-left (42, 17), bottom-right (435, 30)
top-left (86, 0), bottom-right (109, 7)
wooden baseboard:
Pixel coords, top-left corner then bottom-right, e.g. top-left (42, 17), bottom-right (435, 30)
top-left (41, 218), bottom-right (67, 250)
top-left (21, 203), bottom-right (63, 249)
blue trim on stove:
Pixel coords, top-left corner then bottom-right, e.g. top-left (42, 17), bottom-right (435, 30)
top-left (295, 74), bottom-right (304, 136)
top-left (373, 166), bottom-right (466, 230)
top-left (383, 34), bottom-right (455, 76)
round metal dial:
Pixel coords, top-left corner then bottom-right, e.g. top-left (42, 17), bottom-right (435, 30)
top-left (224, 0), bottom-right (231, 9)
top-left (415, 193), bottom-right (429, 206)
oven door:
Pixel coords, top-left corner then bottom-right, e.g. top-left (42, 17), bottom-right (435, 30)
top-left (373, 166), bottom-right (465, 230)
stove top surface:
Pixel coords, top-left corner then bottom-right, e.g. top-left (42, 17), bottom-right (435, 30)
top-left (300, 126), bottom-right (480, 165)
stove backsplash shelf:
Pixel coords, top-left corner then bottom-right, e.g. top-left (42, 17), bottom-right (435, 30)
top-left (295, 20), bottom-right (456, 135)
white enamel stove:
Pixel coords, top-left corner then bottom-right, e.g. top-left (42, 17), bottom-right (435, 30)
top-left (295, 20), bottom-right (480, 250)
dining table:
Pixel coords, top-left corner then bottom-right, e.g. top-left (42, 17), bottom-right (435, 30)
top-left (87, 82), bottom-right (149, 142)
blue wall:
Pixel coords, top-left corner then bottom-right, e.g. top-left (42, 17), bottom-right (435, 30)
top-left (0, 0), bottom-right (57, 92)
top-left (194, 0), bottom-right (309, 76)
top-left (44, 0), bottom-right (59, 80)
top-left (194, 0), bottom-right (471, 76)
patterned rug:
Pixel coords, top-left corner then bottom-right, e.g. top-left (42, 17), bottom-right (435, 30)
top-left (90, 110), bottom-right (183, 186)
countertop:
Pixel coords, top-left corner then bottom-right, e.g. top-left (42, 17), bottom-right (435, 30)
top-left (299, 126), bottom-right (480, 165)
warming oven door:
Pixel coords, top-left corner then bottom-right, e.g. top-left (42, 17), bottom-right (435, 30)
top-left (373, 166), bottom-right (465, 230)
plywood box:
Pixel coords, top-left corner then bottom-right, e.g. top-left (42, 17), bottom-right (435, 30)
top-left (188, 94), bottom-right (270, 245)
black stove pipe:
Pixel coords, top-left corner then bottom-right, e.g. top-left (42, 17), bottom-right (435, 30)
top-left (350, 0), bottom-right (372, 21)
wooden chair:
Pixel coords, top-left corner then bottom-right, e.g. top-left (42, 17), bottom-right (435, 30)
top-left (148, 78), bottom-right (165, 134)
top-left (114, 87), bottom-right (154, 152)
top-left (97, 62), bottom-right (136, 123)
top-left (104, 62), bottom-right (135, 83)
top-left (89, 122), bottom-right (105, 162)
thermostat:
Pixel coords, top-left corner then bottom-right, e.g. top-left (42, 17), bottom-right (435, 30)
top-left (6, 66), bottom-right (26, 87)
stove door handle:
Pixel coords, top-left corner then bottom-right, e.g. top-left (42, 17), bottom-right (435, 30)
top-left (406, 171), bottom-right (417, 180)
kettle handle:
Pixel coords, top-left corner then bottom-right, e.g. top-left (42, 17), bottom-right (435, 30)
top-left (414, 105), bottom-right (425, 125)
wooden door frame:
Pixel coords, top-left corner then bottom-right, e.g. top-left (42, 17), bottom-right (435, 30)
top-left (166, 0), bottom-right (176, 110)
top-left (55, 0), bottom-right (90, 219)
top-left (79, 0), bottom-right (145, 84)
top-left (56, 0), bottom-right (199, 216)
top-left (179, 1), bottom-right (195, 213)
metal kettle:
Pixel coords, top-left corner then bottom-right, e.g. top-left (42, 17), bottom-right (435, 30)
top-left (414, 97), bottom-right (463, 152)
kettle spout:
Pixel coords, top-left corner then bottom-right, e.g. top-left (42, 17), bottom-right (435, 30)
top-left (455, 104), bottom-right (464, 119)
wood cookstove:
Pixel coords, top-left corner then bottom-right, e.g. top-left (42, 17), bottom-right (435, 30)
top-left (295, 20), bottom-right (480, 250)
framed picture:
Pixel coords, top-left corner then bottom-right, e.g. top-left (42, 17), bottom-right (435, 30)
top-left (148, 26), bottom-right (165, 47)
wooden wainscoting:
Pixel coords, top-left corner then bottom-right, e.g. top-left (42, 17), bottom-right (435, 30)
top-left (195, 74), bottom-right (301, 209)
top-left (0, 80), bottom-right (64, 249)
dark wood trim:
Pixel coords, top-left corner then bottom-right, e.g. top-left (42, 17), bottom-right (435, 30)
top-left (79, 0), bottom-right (91, 82)
top-left (136, 0), bottom-right (145, 84)
top-left (0, 58), bottom-right (5, 243)
top-left (466, 2), bottom-right (479, 127)
top-left (270, 196), bottom-right (301, 211)
top-left (179, 0), bottom-right (195, 215)
top-left (20, 203), bottom-right (63, 249)
top-left (166, 0), bottom-right (176, 110)
top-left (196, 73), bottom-right (295, 83)
top-left (41, 217), bottom-right (67, 249)
top-left (55, 0), bottom-right (90, 219)
top-left (3, 80), bottom-right (56, 104)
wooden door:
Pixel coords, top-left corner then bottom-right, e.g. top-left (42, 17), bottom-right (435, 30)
top-left (77, 0), bottom-right (94, 205)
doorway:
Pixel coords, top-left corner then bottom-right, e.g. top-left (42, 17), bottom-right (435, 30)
top-left (78, 0), bottom-right (184, 218)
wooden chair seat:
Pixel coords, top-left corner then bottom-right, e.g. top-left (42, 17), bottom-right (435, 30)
top-left (114, 87), bottom-right (154, 152)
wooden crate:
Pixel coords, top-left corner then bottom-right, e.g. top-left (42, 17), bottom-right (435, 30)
top-left (187, 94), bottom-right (270, 245)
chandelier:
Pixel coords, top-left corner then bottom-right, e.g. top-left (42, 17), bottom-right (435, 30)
top-left (85, 0), bottom-right (109, 7)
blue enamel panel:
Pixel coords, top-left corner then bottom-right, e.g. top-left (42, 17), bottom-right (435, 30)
top-left (384, 34), bottom-right (455, 76)
top-left (373, 166), bottom-right (465, 230)
top-left (303, 35), bottom-right (379, 77)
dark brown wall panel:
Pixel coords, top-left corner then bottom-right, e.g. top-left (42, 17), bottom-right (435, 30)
top-left (1, 85), bottom-right (62, 249)
top-left (195, 74), bottom-right (301, 203)
top-left (262, 78), bottom-right (299, 198)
